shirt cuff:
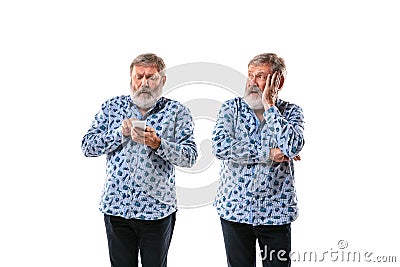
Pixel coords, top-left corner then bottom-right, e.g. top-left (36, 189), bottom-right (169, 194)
top-left (153, 138), bottom-right (167, 157)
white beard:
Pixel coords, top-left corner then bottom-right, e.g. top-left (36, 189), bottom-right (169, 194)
top-left (244, 85), bottom-right (264, 110)
top-left (131, 84), bottom-right (163, 110)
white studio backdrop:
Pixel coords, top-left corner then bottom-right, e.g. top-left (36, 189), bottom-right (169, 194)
top-left (1, 0), bottom-right (399, 266)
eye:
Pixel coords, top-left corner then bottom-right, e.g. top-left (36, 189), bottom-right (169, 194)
top-left (256, 74), bottom-right (267, 80)
top-left (148, 74), bottom-right (160, 81)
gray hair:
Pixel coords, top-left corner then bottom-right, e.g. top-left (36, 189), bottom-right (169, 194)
top-left (248, 53), bottom-right (287, 77)
top-left (130, 53), bottom-right (166, 76)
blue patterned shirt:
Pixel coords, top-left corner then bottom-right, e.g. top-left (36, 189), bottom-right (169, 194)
top-left (212, 97), bottom-right (305, 225)
top-left (82, 95), bottom-right (197, 220)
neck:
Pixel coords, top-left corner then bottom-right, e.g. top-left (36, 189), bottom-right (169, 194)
top-left (253, 108), bottom-right (265, 122)
top-left (138, 107), bottom-right (149, 116)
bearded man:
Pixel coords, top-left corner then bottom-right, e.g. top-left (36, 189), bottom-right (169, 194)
top-left (212, 53), bottom-right (305, 267)
top-left (82, 53), bottom-right (198, 267)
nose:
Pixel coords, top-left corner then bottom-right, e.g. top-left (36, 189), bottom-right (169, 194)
top-left (140, 76), bottom-right (149, 87)
top-left (248, 76), bottom-right (257, 86)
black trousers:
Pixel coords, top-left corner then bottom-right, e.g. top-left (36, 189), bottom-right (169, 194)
top-left (220, 218), bottom-right (291, 267)
top-left (104, 212), bottom-right (176, 267)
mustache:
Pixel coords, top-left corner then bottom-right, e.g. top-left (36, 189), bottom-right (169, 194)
top-left (246, 85), bottom-right (262, 95)
top-left (133, 86), bottom-right (154, 97)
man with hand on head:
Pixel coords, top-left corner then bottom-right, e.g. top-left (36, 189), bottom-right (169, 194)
top-left (212, 53), bottom-right (305, 267)
top-left (82, 53), bottom-right (197, 267)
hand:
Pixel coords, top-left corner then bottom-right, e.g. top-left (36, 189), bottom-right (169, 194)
top-left (269, 148), bottom-right (301, 162)
top-left (262, 71), bottom-right (281, 109)
top-left (131, 126), bottom-right (161, 150)
top-left (121, 118), bottom-right (136, 136)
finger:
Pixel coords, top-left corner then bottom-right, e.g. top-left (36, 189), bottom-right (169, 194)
top-left (272, 72), bottom-right (281, 94)
top-left (130, 128), bottom-right (138, 139)
top-left (281, 155), bottom-right (289, 162)
top-left (143, 132), bottom-right (151, 145)
top-left (266, 73), bottom-right (272, 88)
top-left (145, 126), bottom-right (154, 132)
top-left (272, 72), bottom-right (277, 87)
top-left (144, 131), bottom-right (157, 144)
top-left (130, 127), bottom-right (137, 138)
top-left (276, 156), bottom-right (287, 162)
top-left (269, 148), bottom-right (277, 160)
top-left (121, 121), bottom-right (129, 134)
top-left (132, 127), bottom-right (145, 136)
top-left (131, 128), bottom-right (145, 143)
top-left (275, 72), bottom-right (281, 89)
top-left (262, 83), bottom-right (269, 100)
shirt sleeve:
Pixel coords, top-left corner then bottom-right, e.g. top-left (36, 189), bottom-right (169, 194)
top-left (154, 106), bottom-right (198, 168)
top-left (212, 101), bottom-right (270, 164)
top-left (264, 105), bottom-right (305, 158)
top-left (81, 100), bottom-right (124, 157)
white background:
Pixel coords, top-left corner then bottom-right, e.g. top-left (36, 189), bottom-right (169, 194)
top-left (1, 0), bottom-right (399, 266)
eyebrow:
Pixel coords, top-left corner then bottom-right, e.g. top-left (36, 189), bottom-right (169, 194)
top-left (248, 71), bottom-right (268, 75)
top-left (134, 73), bottom-right (158, 77)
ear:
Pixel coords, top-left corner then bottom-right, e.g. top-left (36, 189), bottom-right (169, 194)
top-left (278, 75), bottom-right (285, 90)
top-left (162, 75), bottom-right (167, 86)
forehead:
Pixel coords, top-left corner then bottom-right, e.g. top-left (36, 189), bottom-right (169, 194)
top-left (132, 65), bottom-right (159, 74)
top-left (248, 64), bottom-right (271, 73)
